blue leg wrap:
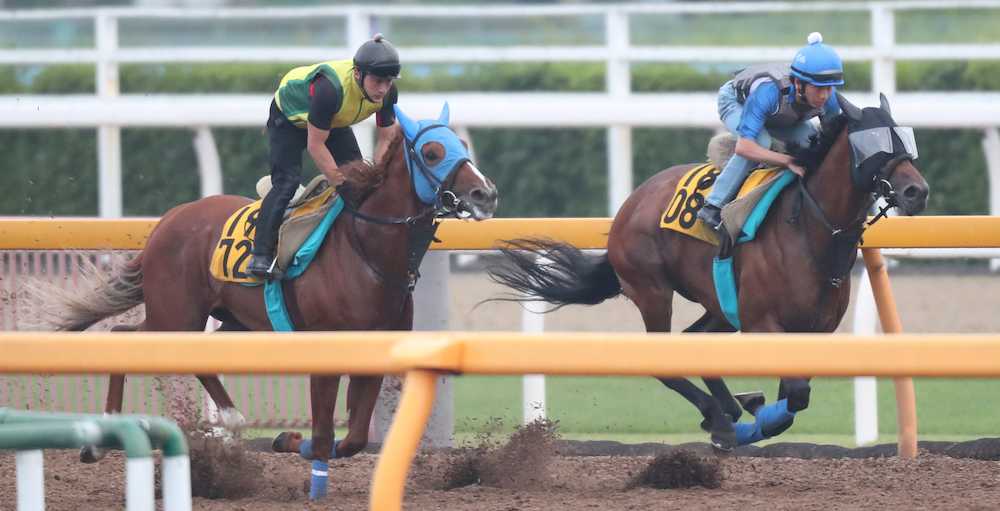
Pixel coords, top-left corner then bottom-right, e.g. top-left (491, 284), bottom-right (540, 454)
top-left (309, 460), bottom-right (329, 500)
top-left (733, 399), bottom-right (796, 446)
top-left (299, 438), bottom-right (340, 460)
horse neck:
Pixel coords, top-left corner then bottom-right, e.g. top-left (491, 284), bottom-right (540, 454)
top-left (804, 128), bottom-right (869, 228)
top-left (361, 143), bottom-right (423, 221)
top-left (344, 142), bottom-right (425, 284)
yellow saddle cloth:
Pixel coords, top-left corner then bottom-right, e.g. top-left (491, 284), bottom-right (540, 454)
top-left (659, 163), bottom-right (784, 246)
top-left (210, 180), bottom-right (337, 284)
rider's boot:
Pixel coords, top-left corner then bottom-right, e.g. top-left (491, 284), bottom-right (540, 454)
top-left (247, 252), bottom-right (279, 279)
top-left (697, 204), bottom-right (723, 230)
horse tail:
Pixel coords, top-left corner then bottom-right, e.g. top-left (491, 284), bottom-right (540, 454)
top-left (25, 253), bottom-right (144, 332)
top-left (488, 238), bottom-right (622, 310)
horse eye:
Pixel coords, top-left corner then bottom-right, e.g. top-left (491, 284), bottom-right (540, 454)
top-left (422, 143), bottom-right (445, 162)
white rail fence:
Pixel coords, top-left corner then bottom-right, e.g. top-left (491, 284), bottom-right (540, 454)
top-left (2, 2), bottom-right (1000, 216)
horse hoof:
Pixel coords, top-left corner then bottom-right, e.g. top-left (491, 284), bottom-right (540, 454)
top-left (79, 445), bottom-right (104, 464)
top-left (711, 439), bottom-right (735, 454)
top-left (734, 391), bottom-right (766, 416)
top-left (710, 418), bottom-right (737, 453)
top-left (218, 407), bottom-right (247, 431)
top-left (272, 431), bottom-right (302, 453)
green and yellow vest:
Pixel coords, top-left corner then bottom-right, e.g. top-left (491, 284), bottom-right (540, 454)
top-left (273, 59), bottom-right (383, 129)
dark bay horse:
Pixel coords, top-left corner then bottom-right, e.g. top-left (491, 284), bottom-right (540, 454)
top-left (38, 104), bottom-right (498, 495)
top-left (490, 93), bottom-right (927, 450)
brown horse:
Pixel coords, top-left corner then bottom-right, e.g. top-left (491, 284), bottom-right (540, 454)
top-left (38, 104), bottom-right (497, 496)
top-left (490, 93), bottom-right (928, 450)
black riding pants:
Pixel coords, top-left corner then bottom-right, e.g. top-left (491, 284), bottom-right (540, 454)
top-left (253, 100), bottom-right (363, 256)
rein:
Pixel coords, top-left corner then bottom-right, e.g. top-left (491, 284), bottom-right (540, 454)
top-left (336, 127), bottom-right (466, 295)
top-left (790, 153), bottom-right (909, 289)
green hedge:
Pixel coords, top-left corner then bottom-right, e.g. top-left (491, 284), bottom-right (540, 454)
top-left (0, 61), bottom-right (993, 216)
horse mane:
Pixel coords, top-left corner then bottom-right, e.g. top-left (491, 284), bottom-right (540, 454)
top-left (336, 126), bottom-right (403, 202)
top-left (787, 114), bottom-right (849, 176)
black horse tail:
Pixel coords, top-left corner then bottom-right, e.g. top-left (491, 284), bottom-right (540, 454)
top-left (488, 238), bottom-right (622, 310)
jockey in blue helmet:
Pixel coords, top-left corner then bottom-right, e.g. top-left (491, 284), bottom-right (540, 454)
top-left (697, 32), bottom-right (844, 230)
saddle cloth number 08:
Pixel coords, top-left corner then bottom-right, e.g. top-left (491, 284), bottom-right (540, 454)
top-left (662, 163), bottom-right (718, 229)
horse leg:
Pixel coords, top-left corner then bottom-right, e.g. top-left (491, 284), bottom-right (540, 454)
top-left (196, 320), bottom-right (248, 431)
top-left (729, 378), bottom-right (809, 446)
top-left (632, 292), bottom-right (736, 452)
top-left (271, 374), bottom-right (342, 500)
top-left (683, 312), bottom-right (743, 422)
top-left (81, 323), bottom-right (140, 463)
top-left (336, 375), bottom-right (383, 458)
top-left (733, 320), bottom-right (811, 445)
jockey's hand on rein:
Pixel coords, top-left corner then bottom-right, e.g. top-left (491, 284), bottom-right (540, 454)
top-left (788, 162), bottom-right (807, 177)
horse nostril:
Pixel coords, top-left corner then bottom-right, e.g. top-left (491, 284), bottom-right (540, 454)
top-left (470, 188), bottom-right (486, 202)
top-left (903, 184), bottom-right (927, 201)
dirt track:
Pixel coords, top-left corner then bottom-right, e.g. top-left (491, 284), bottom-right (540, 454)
top-left (3, 445), bottom-right (1000, 510)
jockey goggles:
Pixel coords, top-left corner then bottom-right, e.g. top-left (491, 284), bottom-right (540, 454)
top-left (847, 126), bottom-right (918, 164)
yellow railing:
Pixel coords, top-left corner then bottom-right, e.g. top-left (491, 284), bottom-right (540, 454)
top-left (3, 215), bottom-right (1000, 250)
top-left (4, 331), bottom-right (1000, 509)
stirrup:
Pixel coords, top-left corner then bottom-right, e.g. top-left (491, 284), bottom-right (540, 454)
top-left (248, 254), bottom-right (279, 279)
top-left (697, 204), bottom-right (723, 230)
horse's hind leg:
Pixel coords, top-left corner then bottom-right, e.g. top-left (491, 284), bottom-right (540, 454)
top-left (197, 320), bottom-right (248, 430)
top-left (683, 312), bottom-right (743, 422)
top-left (81, 323), bottom-right (141, 463)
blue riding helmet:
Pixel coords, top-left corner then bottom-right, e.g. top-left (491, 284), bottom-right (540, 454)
top-left (790, 32), bottom-right (844, 87)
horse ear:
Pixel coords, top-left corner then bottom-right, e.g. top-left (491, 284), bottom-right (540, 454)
top-left (836, 92), bottom-right (863, 122)
top-left (393, 105), bottom-right (419, 140)
top-left (879, 92), bottom-right (892, 116)
top-left (437, 102), bottom-right (450, 126)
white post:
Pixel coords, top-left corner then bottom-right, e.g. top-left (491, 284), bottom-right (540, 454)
top-left (371, 251), bottom-right (453, 448)
top-left (851, 265), bottom-right (880, 446)
top-left (16, 449), bottom-right (44, 511)
top-left (870, 5), bottom-right (896, 97)
top-left (346, 7), bottom-right (373, 48)
top-left (521, 304), bottom-right (547, 425)
top-left (983, 127), bottom-right (1000, 271)
top-left (162, 455), bottom-right (192, 511)
top-left (355, 124), bottom-right (376, 161)
top-left (193, 126), bottom-right (223, 197)
top-left (606, 8), bottom-right (632, 216)
top-left (521, 254), bottom-right (548, 424)
top-left (96, 13), bottom-right (122, 219)
top-left (126, 457), bottom-right (155, 511)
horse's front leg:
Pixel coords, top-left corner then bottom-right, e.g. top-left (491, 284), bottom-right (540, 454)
top-left (270, 374), bottom-right (342, 500)
top-left (338, 375), bottom-right (384, 457)
top-left (304, 375), bottom-right (341, 499)
top-left (735, 318), bottom-right (811, 445)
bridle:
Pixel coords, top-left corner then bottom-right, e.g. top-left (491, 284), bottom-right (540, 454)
top-left (792, 127), bottom-right (915, 289)
top-left (338, 124), bottom-right (469, 295)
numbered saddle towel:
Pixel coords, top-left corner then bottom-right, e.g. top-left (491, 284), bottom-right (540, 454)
top-left (210, 175), bottom-right (344, 284)
top-left (659, 163), bottom-right (793, 245)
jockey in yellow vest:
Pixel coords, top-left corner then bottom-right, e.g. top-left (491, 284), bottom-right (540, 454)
top-left (248, 34), bottom-right (400, 279)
